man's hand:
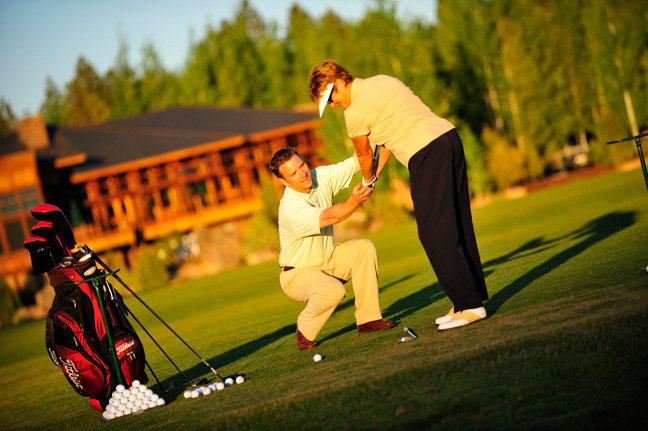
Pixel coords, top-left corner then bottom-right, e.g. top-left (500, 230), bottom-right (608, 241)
top-left (319, 182), bottom-right (373, 228)
top-left (349, 182), bottom-right (373, 204)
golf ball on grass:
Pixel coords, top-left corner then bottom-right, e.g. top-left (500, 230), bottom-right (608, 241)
top-left (224, 377), bottom-right (233, 386)
top-left (216, 382), bottom-right (225, 391)
top-left (313, 354), bottom-right (322, 362)
top-left (235, 376), bottom-right (245, 384)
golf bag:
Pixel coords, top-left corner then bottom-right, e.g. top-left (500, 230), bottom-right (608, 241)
top-left (24, 204), bottom-right (147, 410)
top-left (44, 255), bottom-right (148, 409)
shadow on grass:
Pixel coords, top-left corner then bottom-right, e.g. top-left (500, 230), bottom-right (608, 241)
top-left (487, 211), bottom-right (636, 315)
top-left (173, 275), bottom-right (417, 393)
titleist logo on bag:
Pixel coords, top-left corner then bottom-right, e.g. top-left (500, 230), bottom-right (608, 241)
top-left (61, 358), bottom-right (84, 390)
top-left (116, 339), bottom-right (136, 355)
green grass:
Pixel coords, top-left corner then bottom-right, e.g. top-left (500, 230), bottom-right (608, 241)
top-left (1, 168), bottom-right (647, 430)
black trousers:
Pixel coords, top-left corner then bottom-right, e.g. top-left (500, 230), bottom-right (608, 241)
top-left (408, 129), bottom-right (488, 311)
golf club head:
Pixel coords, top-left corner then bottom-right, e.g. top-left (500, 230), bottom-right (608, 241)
top-left (31, 204), bottom-right (76, 251)
top-left (31, 221), bottom-right (69, 260)
top-left (23, 237), bottom-right (57, 274)
top-left (403, 326), bottom-right (418, 339)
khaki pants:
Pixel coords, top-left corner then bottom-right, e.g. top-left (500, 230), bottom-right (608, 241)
top-left (280, 239), bottom-right (383, 341)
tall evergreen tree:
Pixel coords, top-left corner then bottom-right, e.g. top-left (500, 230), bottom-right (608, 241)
top-left (0, 97), bottom-right (17, 135)
top-left (64, 57), bottom-right (111, 126)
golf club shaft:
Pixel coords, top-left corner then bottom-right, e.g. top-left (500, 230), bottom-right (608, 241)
top-left (89, 249), bottom-right (223, 380)
top-left (144, 359), bottom-right (173, 393)
top-left (122, 300), bottom-right (208, 387)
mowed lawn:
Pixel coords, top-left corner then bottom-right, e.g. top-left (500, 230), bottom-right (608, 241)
top-left (0, 167), bottom-right (646, 430)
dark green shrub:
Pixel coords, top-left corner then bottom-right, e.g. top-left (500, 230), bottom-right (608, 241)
top-left (0, 277), bottom-right (20, 328)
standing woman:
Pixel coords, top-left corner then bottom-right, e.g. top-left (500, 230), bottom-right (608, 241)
top-left (309, 59), bottom-right (488, 330)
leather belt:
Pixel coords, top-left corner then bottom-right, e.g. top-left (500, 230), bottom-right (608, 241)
top-left (282, 266), bottom-right (295, 272)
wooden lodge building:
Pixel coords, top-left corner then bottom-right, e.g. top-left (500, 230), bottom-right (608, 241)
top-left (0, 106), bottom-right (321, 288)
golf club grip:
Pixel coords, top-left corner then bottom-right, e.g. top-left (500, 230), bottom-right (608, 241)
top-left (92, 252), bottom-right (222, 380)
top-left (372, 146), bottom-right (379, 177)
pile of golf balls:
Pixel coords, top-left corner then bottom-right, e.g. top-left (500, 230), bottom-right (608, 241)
top-left (102, 380), bottom-right (165, 421)
top-left (182, 376), bottom-right (245, 399)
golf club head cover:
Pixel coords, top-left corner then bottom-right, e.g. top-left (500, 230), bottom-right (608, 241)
top-left (23, 237), bottom-right (57, 274)
top-left (31, 221), bottom-right (69, 261)
top-left (31, 204), bottom-right (76, 251)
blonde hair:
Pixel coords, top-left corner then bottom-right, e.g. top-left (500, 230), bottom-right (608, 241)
top-left (308, 60), bottom-right (353, 102)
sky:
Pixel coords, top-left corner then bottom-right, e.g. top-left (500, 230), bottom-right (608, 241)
top-left (0, 0), bottom-right (437, 117)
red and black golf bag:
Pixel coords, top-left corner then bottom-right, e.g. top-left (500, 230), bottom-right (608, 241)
top-left (24, 204), bottom-right (147, 411)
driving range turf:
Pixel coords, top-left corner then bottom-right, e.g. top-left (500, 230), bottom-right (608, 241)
top-left (0, 167), bottom-right (646, 430)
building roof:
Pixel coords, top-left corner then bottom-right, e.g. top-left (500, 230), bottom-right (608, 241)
top-left (43, 105), bottom-right (316, 177)
top-left (0, 132), bottom-right (25, 156)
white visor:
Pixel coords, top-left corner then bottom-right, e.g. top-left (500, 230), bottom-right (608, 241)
top-left (318, 83), bottom-right (334, 117)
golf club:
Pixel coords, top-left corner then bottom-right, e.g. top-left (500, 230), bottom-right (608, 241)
top-left (113, 289), bottom-right (210, 388)
top-left (23, 237), bottom-right (57, 274)
top-left (144, 360), bottom-right (174, 394)
top-left (403, 326), bottom-right (418, 339)
top-left (31, 204), bottom-right (77, 250)
top-left (31, 221), bottom-right (68, 261)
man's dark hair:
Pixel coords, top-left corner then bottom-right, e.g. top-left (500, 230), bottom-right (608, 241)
top-left (270, 147), bottom-right (300, 178)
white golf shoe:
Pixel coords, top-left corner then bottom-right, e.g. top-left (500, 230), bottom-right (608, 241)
top-left (435, 306), bottom-right (454, 325)
top-left (438, 307), bottom-right (487, 331)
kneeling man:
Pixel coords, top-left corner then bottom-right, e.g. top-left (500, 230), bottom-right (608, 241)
top-left (270, 148), bottom-right (394, 350)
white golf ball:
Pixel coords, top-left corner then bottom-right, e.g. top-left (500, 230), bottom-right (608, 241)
top-left (102, 411), bottom-right (111, 420)
top-left (203, 387), bottom-right (212, 395)
top-left (131, 380), bottom-right (140, 388)
top-left (126, 401), bottom-right (134, 409)
top-left (138, 385), bottom-right (147, 393)
top-left (224, 377), bottom-right (233, 386)
top-left (106, 405), bottom-right (116, 413)
top-left (132, 405), bottom-right (141, 413)
top-left (150, 394), bottom-right (159, 402)
top-left (215, 382), bottom-right (225, 391)
top-left (313, 354), bottom-right (322, 362)
top-left (113, 391), bottom-right (122, 399)
top-left (115, 411), bottom-right (124, 418)
top-left (148, 402), bottom-right (157, 409)
top-left (145, 389), bottom-right (154, 397)
top-left (183, 390), bottom-right (191, 399)
top-left (191, 390), bottom-right (200, 398)
top-left (156, 398), bottom-right (165, 406)
top-left (116, 384), bottom-right (125, 393)
top-left (123, 408), bottom-right (132, 415)
top-left (235, 376), bottom-right (245, 384)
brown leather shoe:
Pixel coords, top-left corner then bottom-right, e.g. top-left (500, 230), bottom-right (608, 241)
top-left (357, 319), bottom-right (395, 334)
top-left (296, 329), bottom-right (318, 350)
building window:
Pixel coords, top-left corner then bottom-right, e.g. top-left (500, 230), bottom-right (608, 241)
top-left (5, 220), bottom-right (25, 252)
top-left (20, 188), bottom-right (40, 211)
top-left (0, 193), bottom-right (19, 216)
